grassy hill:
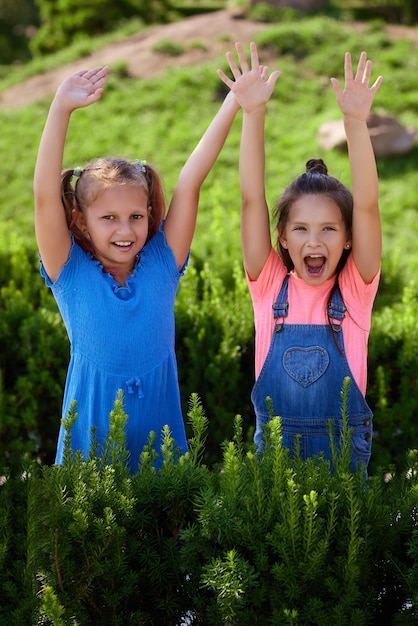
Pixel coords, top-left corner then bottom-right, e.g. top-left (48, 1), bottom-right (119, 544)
top-left (0, 13), bottom-right (417, 280)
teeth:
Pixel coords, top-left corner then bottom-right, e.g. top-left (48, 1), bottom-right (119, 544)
top-left (114, 241), bottom-right (132, 247)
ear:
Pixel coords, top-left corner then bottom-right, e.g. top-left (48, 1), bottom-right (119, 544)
top-left (73, 209), bottom-right (88, 234)
top-left (278, 228), bottom-right (288, 249)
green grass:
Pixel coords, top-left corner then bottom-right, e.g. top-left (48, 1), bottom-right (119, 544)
top-left (1, 14), bottom-right (418, 286)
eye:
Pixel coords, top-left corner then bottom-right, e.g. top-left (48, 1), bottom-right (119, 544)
top-left (131, 214), bottom-right (144, 220)
top-left (103, 215), bottom-right (114, 220)
top-left (293, 225), bottom-right (306, 231)
top-left (323, 226), bottom-right (336, 231)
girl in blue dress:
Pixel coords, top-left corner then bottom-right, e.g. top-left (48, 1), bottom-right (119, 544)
top-left (34, 64), bottom-right (241, 472)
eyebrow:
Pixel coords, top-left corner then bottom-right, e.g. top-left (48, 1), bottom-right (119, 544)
top-left (289, 219), bottom-right (342, 226)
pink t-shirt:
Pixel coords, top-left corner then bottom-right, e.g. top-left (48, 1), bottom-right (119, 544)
top-left (247, 248), bottom-right (380, 394)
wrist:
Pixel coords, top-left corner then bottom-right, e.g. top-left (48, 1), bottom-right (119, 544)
top-left (50, 96), bottom-right (74, 118)
top-left (343, 114), bottom-right (368, 128)
top-left (243, 103), bottom-right (267, 118)
top-left (224, 90), bottom-right (241, 113)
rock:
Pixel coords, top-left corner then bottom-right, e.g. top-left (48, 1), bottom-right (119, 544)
top-left (318, 112), bottom-right (417, 158)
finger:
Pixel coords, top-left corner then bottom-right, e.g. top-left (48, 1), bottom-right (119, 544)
top-left (83, 66), bottom-right (109, 82)
top-left (370, 75), bottom-right (383, 94)
top-left (249, 41), bottom-right (260, 71)
top-left (217, 68), bottom-right (234, 89)
top-left (354, 51), bottom-right (367, 82)
top-left (235, 42), bottom-right (249, 74)
top-left (75, 69), bottom-right (90, 79)
top-left (90, 69), bottom-right (110, 92)
top-left (344, 51), bottom-right (353, 82)
top-left (260, 65), bottom-right (268, 81)
top-left (226, 50), bottom-right (242, 80)
top-left (82, 87), bottom-right (105, 107)
top-left (267, 70), bottom-right (282, 89)
top-left (330, 76), bottom-right (342, 98)
top-left (362, 59), bottom-right (373, 84)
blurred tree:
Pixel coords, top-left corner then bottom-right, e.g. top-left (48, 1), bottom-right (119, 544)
top-left (31, 0), bottom-right (174, 55)
top-left (0, 0), bottom-right (39, 64)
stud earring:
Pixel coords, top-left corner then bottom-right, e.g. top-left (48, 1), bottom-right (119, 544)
top-left (345, 242), bottom-right (351, 249)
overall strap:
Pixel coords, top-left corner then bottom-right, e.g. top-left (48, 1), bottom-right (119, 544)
top-left (272, 274), bottom-right (289, 333)
top-left (327, 280), bottom-right (346, 332)
top-left (273, 274), bottom-right (347, 333)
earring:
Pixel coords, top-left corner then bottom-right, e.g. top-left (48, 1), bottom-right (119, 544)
top-left (345, 242), bottom-right (351, 249)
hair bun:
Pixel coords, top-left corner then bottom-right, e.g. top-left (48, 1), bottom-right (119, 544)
top-left (306, 158), bottom-right (328, 176)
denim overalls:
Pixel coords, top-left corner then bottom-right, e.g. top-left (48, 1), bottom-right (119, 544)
top-left (252, 274), bottom-right (373, 472)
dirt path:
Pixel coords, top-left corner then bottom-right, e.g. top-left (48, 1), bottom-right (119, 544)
top-left (1, 10), bottom-right (417, 110)
top-left (0, 10), bottom-right (266, 109)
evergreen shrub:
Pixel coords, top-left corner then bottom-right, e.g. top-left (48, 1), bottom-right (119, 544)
top-left (367, 281), bottom-right (418, 473)
top-left (0, 464), bottom-right (36, 624)
top-left (0, 237), bottom-right (68, 467)
top-left (1, 388), bottom-right (417, 624)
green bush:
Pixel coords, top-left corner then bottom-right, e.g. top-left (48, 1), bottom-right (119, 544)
top-left (0, 238), bottom-right (68, 468)
top-left (367, 281), bottom-right (418, 473)
top-left (1, 391), bottom-right (417, 624)
top-left (0, 465), bottom-right (36, 624)
top-left (175, 261), bottom-right (255, 464)
top-left (28, 394), bottom-right (211, 625)
top-left (31, 0), bottom-right (172, 55)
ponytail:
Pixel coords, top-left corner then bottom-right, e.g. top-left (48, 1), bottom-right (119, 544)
top-left (61, 168), bottom-right (93, 253)
top-left (140, 162), bottom-right (166, 241)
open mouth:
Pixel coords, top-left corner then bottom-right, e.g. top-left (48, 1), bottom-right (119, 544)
top-left (304, 254), bottom-right (326, 277)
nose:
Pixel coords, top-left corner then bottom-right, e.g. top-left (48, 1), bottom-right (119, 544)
top-left (307, 231), bottom-right (322, 247)
top-left (115, 219), bottom-right (133, 234)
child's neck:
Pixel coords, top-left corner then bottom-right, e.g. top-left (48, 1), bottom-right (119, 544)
top-left (102, 265), bottom-right (131, 287)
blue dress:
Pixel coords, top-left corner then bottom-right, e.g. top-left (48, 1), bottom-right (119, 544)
top-left (40, 225), bottom-right (188, 472)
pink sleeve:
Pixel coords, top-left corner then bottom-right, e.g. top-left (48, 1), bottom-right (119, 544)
top-left (246, 248), bottom-right (287, 300)
top-left (246, 249), bottom-right (287, 379)
top-left (339, 255), bottom-right (380, 332)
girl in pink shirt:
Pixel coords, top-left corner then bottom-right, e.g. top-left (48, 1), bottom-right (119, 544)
top-left (218, 43), bottom-right (382, 472)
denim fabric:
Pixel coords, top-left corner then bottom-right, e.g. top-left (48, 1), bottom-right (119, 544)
top-left (252, 275), bottom-right (373, 472)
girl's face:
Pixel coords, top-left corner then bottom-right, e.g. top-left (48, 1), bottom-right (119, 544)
top-left (279, 194), bottom-right (351, 285)
top-left (76, 184), bottom-right (150, 281)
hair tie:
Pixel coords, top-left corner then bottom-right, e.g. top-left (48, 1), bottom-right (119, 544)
top-left (134, 159), bottom-right (147, 173)
top-left (73, 166), bottom-right (84, 178)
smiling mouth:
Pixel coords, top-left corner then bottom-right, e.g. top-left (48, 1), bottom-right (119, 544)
top-left (113, 241), bottom-right (133, 248)
top-left (304, 254), bottom-right (326, 276)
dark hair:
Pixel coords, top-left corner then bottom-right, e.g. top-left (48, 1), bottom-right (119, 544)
top-left (61, 157), bottom-right (166, 253)
top-left (273, 158), bottom-right (353, 274)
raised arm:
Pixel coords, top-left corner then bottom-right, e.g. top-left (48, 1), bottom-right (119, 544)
top-left (164, 87), bottom-right (240, 270)
top-left (330, 52), bottom-right (382, 284)
top-left (218, 42), bottom-right (281, 280)
top-left (34, 66), bottom-right (110, 282)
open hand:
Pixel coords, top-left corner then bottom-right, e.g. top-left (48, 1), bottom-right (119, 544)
top-left (54, 66), bottom-right (110, 112)
top-left (217, 41), bottom-right (281, 113)
top-left (330, 52), bottom-right (382, 122)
